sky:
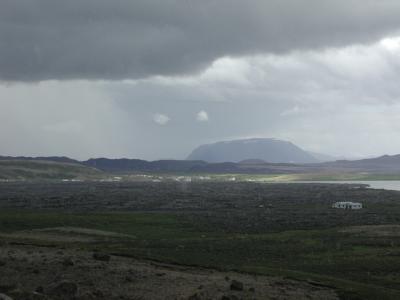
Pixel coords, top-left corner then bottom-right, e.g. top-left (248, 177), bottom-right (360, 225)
top-left (2, 0), bottom-right (400, 160)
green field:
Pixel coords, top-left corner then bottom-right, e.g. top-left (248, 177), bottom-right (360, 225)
top-left (2, 210), bottom-right (400, 299)
top-left (204, 173), bottom-right (400, 182)
top-left (0, 160), bottom-right (103, 180)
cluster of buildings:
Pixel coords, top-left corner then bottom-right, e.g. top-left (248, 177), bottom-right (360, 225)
top-left (332, 201), bottom-right (362, 210)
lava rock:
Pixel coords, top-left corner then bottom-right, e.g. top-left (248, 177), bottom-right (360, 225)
top-left (62, 257), bottom-right (74, 267)
top-left (125, 276), bottom-right (134, 283)
top-left (92, 253), bottom-right (110, 262)
top-left (49, 281), bottom-right (78, 299)
top-left (188, 293), bottom-right (201, 300)
top-left (230, 280), bottom-right (244, 291)
top-left (0, 293), bottom-right (13, 300)
top-left (76, 292), bottom-right (97, 300)
top-left (0, 283), bottom-right (17, 293)
top-left (8, 290), bottom-right (48, 300)
top-left (221, 296), bottom-right (239, 300)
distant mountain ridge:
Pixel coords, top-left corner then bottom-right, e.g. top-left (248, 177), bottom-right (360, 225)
top-left (0, 156), bottom-right (79, 164)
top-left (322, 154), bottom-right (400, 172)
top-left (2, 152), bottom-right (400, 177)
top-left (187, 138), bottom-right (319, 163)
top-left (80, 153), bottom-right (400, 174)
top-left (83, 158), bottom-right (207, 173)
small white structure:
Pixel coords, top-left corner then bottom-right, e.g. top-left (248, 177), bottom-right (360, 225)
top-left (332, 201), bottom-right (362, 210)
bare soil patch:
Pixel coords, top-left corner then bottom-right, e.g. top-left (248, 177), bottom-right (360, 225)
top-left (0, 243), bottom-right (338, 300)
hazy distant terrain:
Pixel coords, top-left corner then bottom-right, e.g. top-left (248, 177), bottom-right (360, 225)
top-left (3, 148), bottom-right (400, 180)
top-left (187, 138), bottom-right (319, 163)
top-left (3, 154), bottom-right (400, 181)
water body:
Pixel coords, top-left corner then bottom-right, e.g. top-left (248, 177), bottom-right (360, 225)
top-left (294, 181), bottom-right (400, 191)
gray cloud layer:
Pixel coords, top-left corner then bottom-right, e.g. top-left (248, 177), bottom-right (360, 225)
top-left (2, 37), bottom-right (400, 160)
top-left (2, 0), bottom-right (400, 81)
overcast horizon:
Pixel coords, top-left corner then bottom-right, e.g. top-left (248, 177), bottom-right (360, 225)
top-left (2, 1), bottom-right (400, 160)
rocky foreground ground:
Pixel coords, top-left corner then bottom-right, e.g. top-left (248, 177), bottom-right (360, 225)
top-left (0, 243), bottom-right (338, 300)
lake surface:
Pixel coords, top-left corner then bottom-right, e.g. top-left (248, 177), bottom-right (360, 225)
top-left (293, 181), bottom-right (400, 191)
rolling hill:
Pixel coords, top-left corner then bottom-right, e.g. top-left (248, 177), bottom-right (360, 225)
top-left (0, 159), bottom-right (102, 180)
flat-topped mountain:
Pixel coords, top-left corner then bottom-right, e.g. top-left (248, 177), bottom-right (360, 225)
top-left (187, 138), bottom-right (318, 163)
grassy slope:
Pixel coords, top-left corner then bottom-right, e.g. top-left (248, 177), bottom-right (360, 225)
top-left (285, 173), bottom-right (400, 181)
top-left (0, 160), bottom-right (103, 180)
top-left (2, 211), bottom-right (400, 299)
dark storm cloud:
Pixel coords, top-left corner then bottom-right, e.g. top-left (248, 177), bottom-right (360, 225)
top-left (2, 37), bottom-right (400, 160)
top-left (1, 0), bottom-right (400, 81)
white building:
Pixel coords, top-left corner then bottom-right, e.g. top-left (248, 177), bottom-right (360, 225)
top-left (332, 201), bottom-right (362, 210)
